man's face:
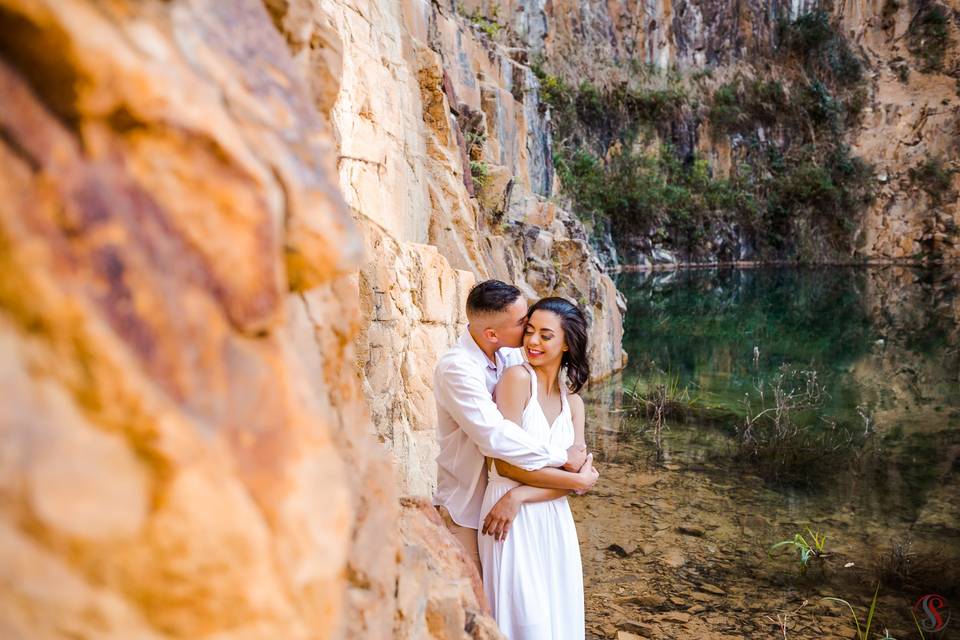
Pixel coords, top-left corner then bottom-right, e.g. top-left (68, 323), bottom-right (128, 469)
top-left (493, 297), bottom-right (529, 348)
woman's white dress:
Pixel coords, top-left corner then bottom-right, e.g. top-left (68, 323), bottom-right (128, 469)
top-left (478, 363), bottom-right (585, 640)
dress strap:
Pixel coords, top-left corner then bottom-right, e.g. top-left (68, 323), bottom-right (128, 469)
top-left (522, 362), bottom-right (537, 402)
top-left (559, 372), bottom-right (569, 414)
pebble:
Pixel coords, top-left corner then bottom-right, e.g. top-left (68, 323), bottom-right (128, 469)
top-left (678, 524), bottom-right (706, 537)
top-left (699, 582), bottom-right (726, 596)
top-left (659, 611), bottom-right (692, 623)
top-left (617, 594), bottom-right (666, 608)
top-left (619, 621), bottom-right (656, 637)
top-left (608, 542), bottom-right (639, 557)
top-left (661, 548), bottom-right (686, 567)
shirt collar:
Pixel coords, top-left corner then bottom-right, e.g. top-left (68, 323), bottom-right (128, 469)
top-left (459, 328), bottom-right (500, 371)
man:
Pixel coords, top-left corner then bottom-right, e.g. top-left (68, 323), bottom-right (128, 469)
top-left (433, 280), bottom-right (597, 571)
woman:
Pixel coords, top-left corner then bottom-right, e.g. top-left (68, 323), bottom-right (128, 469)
top-left (477, 297), bottom-right (597, 640)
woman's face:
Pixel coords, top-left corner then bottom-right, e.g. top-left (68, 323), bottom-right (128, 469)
top-left (523, 310), bottom-right (566, 366)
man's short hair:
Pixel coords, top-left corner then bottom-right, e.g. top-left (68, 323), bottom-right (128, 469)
top-left (466, 280), bottom-right (522, 315)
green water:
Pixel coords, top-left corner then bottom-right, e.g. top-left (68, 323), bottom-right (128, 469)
top-left (582, 265), bottom-right (960, 621)
top-left (616, 266), bottom-right (958, 423)
top-left (611, 266), bottom-right (960, 515)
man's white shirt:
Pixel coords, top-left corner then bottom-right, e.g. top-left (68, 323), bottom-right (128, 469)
top-left (434, 331), bottom-right (568, 529)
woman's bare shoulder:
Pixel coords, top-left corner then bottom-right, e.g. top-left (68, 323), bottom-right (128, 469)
top-left (499, 364), bottom-right (532, 386)
top-left (567, 392), bottom-right (584, 413)
top-left (494, 365), bottom-right (532, 405)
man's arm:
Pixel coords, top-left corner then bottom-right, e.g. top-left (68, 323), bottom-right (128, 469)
top-left (483, 388), bottom-right (599, 541)
top-left (482, 455), bottom-right (597, 541)
top-left (435, 359), bottom-right (568, 470)
top-left (481, 485), bottom-right (568, 541)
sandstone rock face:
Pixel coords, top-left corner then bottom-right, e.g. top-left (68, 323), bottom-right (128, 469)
top-left (0, 0), bottom-right (501, 638)
top-left (265, 0), bottom-right (627, 498)
top-left (840, 2), bottom-right (960, 260)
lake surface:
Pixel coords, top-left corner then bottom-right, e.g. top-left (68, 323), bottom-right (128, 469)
top-left (575, 266), bottom-right (960, 639)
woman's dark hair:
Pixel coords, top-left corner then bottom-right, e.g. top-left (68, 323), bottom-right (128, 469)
top-left (527, 297), bottom-right (590, 393)
top-left (467, 280), bottom-right (522, 315)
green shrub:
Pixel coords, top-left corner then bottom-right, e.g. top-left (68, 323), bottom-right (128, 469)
top-left (619, 85), bottom-right (687, 122)
top-left (798, 80), bottom-right (840, 127)
top-left (909, 156), bottom-right (956, 203)
top-left (708, 82), bottom-right (744, 136)
top-left (709, 78), bottom-right (788, 138)
top-left (575, 81), bottom-right (607, 126)
top-left (470, 160), bottom-right (490, 190)
top-left (779, 11), bottom-right (834, 51)
top-left (763, 145), bottom-right (873, 250)
top-left (908, 4), bottom-right (952, 71)
top-left (536, 70), bottom-right (686, 146)
top-left (555, 144), bottom-right (756, 247)
top-left (744, 78), bottom-right (788, 123)
top-left (461, 5), bottom-right (503, 39)
top-left (778, 10), bottom-right (862, 86)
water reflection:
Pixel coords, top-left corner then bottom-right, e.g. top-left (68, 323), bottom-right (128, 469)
top-left (579, 266), bottom-right (960, 634)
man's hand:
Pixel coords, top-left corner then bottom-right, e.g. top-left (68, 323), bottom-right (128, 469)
top-left (481, 489), bottom-right (521, 542)
top-left (574, 453), bottom-right (599, 495)
top-left (562, 443), bottom-right (588, 471)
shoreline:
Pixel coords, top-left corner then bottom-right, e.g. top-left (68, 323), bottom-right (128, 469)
top-left (608, 257), bottom-right (960, 273)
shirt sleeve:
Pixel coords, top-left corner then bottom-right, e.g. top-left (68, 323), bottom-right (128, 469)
top-left (435, 358), bottom-right (568, 470)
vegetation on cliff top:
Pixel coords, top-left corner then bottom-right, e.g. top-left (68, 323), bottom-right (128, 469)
top-left (535, 10), bottom-right (876, 263)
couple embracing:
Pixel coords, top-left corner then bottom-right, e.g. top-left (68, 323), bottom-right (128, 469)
top-left (433, 279), bottom-right (600, 639)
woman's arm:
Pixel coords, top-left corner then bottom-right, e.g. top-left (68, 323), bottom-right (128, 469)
top-left (567, 394), bottom-right (595, 495)
top-left (492, 391), bottom-right (595, 490)
top-left (569, 393), bottom-right (586, 448)
top-left (483, 390), bottom-right (599, 540)
top-left (491, 369), bottom-right (593, 490)
top-left (481, 485), bottom-right (568, 541)
top-left (492, 458), bottom-right (592, 491)
top-left (484, 455), bottom-right (598, 540)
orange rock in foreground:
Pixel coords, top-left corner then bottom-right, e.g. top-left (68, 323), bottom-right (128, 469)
top-left (0, 0), bottom-right (497, 638)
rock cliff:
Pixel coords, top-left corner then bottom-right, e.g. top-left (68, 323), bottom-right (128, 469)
top-left (462, 0), bottom-right (960, 266)
top-left (267, 0), bottom-right (626, 496)
top-left (0, 0), bottom-right (624, 638)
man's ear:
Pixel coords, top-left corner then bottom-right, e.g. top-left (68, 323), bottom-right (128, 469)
top-left (483, 327), bottom-right (499, 345)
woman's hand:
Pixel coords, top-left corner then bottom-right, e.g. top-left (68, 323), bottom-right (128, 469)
top-left (574, 453), bottom-right (599, 495)
top-left (482, 490), bottom-right (521, 542)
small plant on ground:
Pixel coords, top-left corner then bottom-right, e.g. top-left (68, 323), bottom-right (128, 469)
top-left (770, 528), bottom-right (829, 574)
top-left (911, 607), bottom-right (928, 639)
top-left (621, 373), bottom-right (688, 458)
top-left (617, 367), bottom-right (715, 461)
top-left (764, 600), bottom-right (809, 639)
top-left (740, 365), bottom-right (827, 446)
top-left (821, 582), bottom-right (881, 640)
